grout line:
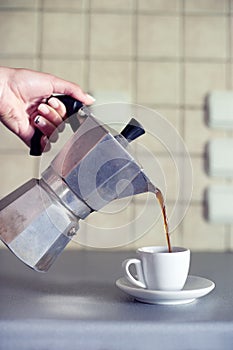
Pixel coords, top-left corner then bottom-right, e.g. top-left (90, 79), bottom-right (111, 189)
top-left (0, 9), bottom-right (228, 16)
top-left (228, 0), bottom-right (233, 89)
top-left (0, 53), bottom-right (231, 64)
top-left (83, 0), bottom-right (91, 92)
top-left (131, 0), bottom-right (138, 104)
top-left (178, 0), bottom-right (186, 249)
top-left (36, 0), bottom-right (43, 71)
top-left (225, 0), bottom-right (232, 89)
top-left (130, 0), bottom-right (138, 247)
top-left (180, 0), bottom-right (185, 137)
top-left (0, 4), bottom-right (229, 16)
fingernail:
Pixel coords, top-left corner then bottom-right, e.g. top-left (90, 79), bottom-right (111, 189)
top-left (48, 97), bottom-right (59, 109)
top-left (34, 116), bottom-right (40, 124)
top-left (38, 104), bottom-right (50, 115)
top-left (85, 94), bottom-right (96, 102)
top-left (34, 115), bottom-right (46, 126)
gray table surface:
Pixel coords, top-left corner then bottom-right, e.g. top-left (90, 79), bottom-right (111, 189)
top-left (0, 249), bottom-right (233, 350)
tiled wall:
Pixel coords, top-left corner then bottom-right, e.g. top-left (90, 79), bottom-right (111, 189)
top-left (0, 0), bottom-right (232, 251)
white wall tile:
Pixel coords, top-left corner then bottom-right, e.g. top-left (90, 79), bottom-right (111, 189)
top-left (0, 155), bottom-right (37, 198)
top-left (230, 24), bottom-right (233, 59)
top-left (185, 16), bottom-right (227, 59)
top-left (190, 156), bottom-right (225, 202)
top-left (154, 108), bottom-right (181, 131)
top-left (137, 15), bottom-right (180, 58)
top-left (231, 64), bottom-right (233, 89)
top-left (0, 124), bottom-right (28, 151)
top-left (43, 0), bottom-right (85, 10)
top-left (0, 58), bottom-right (38, 70)
top-left (184, 0), bottom-right (227, 13)
top-left (135, 151), bottom-right (181, 202)
top-left (89, 60), bottom-right (133, 103)
top-left (41, 59), bottom-right (85, 87)
top-left (208, 91), bottom-right (233, 129)
top-left (136, 108), bottom-right (181, 154)
top-left (80, 199), bottom-right (134, 249)
top-left (138, 0), bottom-right (180, 12)
top-left (184, 110), bottom-right (225, 155)
top-left (207, 139), bottom-right (233, 177)
top-left (184, 110), bottom-right (206, 154)
top-left (184, 63), bottom-right (226, 106)
top-left (0, 11), bottom-right (38, 55)
top-left (42, 13), bottom-right (85, 56)
top-left (137, 62), bottom-right (180, 105)
top-left (90, 0), bottom-right (134, 11)
top-left (90, 14), bottom-right (133, 58)
top-left (0, 0), bottom-right (39, 9)
top-left (207, 186), bottom-right (233, 223)
top-left (182, 204), bottom-right (226, 251)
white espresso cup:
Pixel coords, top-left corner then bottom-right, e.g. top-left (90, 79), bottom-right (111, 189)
top-left (122, 246), bottom-right (190, 291)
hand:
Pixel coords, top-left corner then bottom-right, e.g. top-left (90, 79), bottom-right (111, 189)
top-left (0, 67), bottom-right (94, 151)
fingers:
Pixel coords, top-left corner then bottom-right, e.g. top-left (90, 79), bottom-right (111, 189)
top-left (32, 97), bottom-right (65, 150)
top-left (80, 93), bottom-right (95, 106)
top-left (34, 115), bottom-right (59, 143)
top-left (51, 76), bottom-right (95, 106)
top-left (47, 97), bottom-right (66, 119)
top-left (38, 97), bottom-right (66, 127)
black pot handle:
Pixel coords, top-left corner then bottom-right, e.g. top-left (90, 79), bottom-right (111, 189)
top-left (30, 95), bottom-right (83, 156)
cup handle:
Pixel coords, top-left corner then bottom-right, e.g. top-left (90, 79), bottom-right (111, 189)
top-left (122, 258), bottom-right (146, 289)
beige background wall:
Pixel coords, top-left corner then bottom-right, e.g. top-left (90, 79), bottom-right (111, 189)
top-left (0, 0), bottom-right (232, 251)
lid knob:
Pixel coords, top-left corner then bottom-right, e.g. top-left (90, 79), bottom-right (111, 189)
top-left (120, 118), bottom-right (145, 143)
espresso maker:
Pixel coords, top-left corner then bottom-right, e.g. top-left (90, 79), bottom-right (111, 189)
top-left (0, 96), bottom-right (156, 272)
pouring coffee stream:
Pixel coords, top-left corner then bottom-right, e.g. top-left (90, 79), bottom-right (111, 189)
top-left (155, 189), bottom-right (172, 253)
top-left (0, 95), bottom-right (171, 272)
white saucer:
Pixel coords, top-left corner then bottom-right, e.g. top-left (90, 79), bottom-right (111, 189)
top-left (116, 275), bottom-right (215, 305)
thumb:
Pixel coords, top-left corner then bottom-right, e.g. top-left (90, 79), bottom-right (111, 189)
top-left (51, 76), bottom-right (95, 105)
